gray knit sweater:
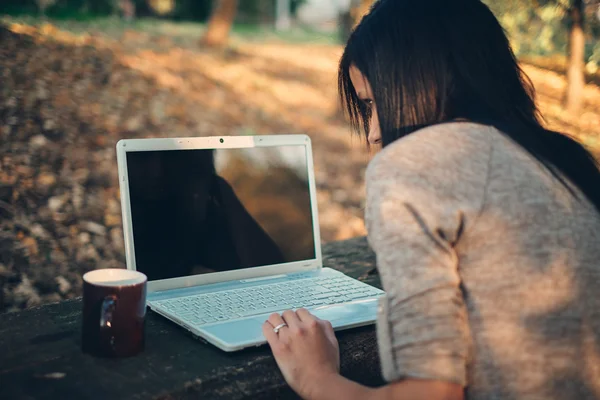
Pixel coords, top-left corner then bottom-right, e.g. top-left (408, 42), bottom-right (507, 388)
top-left (366, 122), bottom-right (600, 399)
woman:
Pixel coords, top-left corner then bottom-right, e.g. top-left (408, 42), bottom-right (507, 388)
top-left (262, 0), bottom-right (600, 399)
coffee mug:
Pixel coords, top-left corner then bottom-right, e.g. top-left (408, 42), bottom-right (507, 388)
top-left (82, 269), bottom-right (147, 358)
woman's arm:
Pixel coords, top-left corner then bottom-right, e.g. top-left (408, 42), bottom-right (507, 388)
top-left (364, 126), bottom-right (493, 389)
top-left (261, 124), bottom-right (491, 400)
top-left (261, 307), bottom-right (465, 400)
top-left (307, 374), bottom-right (463, 400)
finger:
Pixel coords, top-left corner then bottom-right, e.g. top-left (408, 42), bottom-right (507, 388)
top-left (281, 309), bottom-right (301, 328)
top-left (295, 308), bottom-right (316, 322)
top-left (262, 320), bottom-right (281, 346)
top-left (321, 320), bottom-right (336, 341)
top-left (321, 320), bottom-right (338, 347)
top-left (267, 312), bottom-right (286, 328)
top-left (296, 308), bottom-right (333, 331)
top-left (319, 318), bottom-right (334, 332)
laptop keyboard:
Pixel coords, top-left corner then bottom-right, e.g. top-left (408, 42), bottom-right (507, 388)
top-left (152, 276), bottom-right (384, 327)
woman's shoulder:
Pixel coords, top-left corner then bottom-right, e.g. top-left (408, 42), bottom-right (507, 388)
top-left (367, 122), bottom-right (495, 181)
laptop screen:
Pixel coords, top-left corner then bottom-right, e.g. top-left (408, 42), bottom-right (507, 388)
top-left (125, 145), bottom-right (316, 281)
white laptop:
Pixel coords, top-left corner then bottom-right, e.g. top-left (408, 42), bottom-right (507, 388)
top-left (116, 134), bottom-right (384, 351)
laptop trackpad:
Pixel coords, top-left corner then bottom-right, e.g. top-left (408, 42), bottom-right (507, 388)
top-left (311, 299), bottom-right (378, 327)
top-left (199, 300), bottom-right (379, 349)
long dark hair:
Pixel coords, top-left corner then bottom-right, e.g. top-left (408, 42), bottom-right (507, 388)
top-left (339, 0), bottom-right (600, 212)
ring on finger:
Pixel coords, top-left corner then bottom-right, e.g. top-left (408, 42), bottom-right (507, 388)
top-left (273, 322), bottom-right (287, 334)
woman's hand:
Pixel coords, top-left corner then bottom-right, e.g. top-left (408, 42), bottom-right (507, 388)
top-left (262, 308), bottom-right (340, 399)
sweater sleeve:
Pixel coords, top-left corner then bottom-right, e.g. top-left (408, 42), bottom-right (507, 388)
top-left (365, 123), bottom-right (493, 386)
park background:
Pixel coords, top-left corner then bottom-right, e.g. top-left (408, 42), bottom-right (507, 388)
top-left (1, 0), bottom-right (599, 313)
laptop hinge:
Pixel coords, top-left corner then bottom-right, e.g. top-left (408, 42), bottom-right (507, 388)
top-left (239, 274), bottom-right (287, 283)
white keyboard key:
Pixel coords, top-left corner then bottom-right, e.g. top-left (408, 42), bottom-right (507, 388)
top-left (159, 275), bottom-right (383, 326)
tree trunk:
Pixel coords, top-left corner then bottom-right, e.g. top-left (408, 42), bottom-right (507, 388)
top-left (259, 0), bottom-right (273, 25)
top-left (201, 0), bottom-right (239, 48)
top-left (112, 0), bottom-right (136, 20)
top-left (564, 0), bottom-right (585, 114)
top-left (36, 0), bottom-right (56, 17)
top-left (275, 0), bottom-right (291, 31)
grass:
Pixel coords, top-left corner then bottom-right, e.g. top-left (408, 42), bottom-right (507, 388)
top-left (0, 15), bottom-right (339, 45)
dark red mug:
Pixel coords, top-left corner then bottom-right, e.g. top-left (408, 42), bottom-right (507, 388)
top-left (82, 269), bottom-right (147, 358)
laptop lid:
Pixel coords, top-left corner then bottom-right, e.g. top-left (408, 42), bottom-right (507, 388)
top-left (116, 135), bottom-right (322, 293)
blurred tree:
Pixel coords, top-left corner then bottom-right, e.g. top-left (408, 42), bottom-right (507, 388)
top-left (235, 0), bottom-right (304, 25)
top-left (35, 0), bottom-right (56, 16)
top-left (117, 0), bottom-right (136, 20)
top-left (339, 0), bottom-right (375, 43)
top-left (275, 0), bottom-right (291, 31)
top-left (485, 0), bottom-right (592, 114)
top-left (170, 0), bottom-right (211, 21)
top-left (290, 0), bottom-right (305, 19)
top-left (201, 0), bottom-right (239, 47)
top-left (236, 0), bottom-right (269, 24)
top-left (564, 0), bottom-right (585, 113)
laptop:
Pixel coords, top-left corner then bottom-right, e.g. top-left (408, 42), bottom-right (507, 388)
top-left (116, 134), bottom-right (385, 351)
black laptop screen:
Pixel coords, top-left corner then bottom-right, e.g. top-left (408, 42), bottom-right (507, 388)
top-left (126, 146), bottom-right (316, 281)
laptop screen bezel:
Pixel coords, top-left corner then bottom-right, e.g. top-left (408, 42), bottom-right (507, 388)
top-left (116, 134), bottom-right (323, 293)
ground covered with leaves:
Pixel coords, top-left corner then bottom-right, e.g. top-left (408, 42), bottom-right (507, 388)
top-left (1, 20), bottom-right (599, 313)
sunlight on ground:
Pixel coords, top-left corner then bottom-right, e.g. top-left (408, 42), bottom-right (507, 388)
top-left (522, 65), bottom-right (600, 150)
top-left (115, 39), bottom-right (600, 242)
top-left (5, 20), bottom-right (600, 242)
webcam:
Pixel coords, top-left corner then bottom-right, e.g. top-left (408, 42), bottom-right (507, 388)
top-left (219, 138), bottom-right (224, 143)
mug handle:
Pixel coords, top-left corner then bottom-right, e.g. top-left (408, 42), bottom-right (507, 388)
top-left (99, 294), bottom-right (118, 329)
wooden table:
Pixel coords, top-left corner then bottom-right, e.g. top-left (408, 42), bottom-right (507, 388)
top-left (0, 237), bottom-right (384, 399)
